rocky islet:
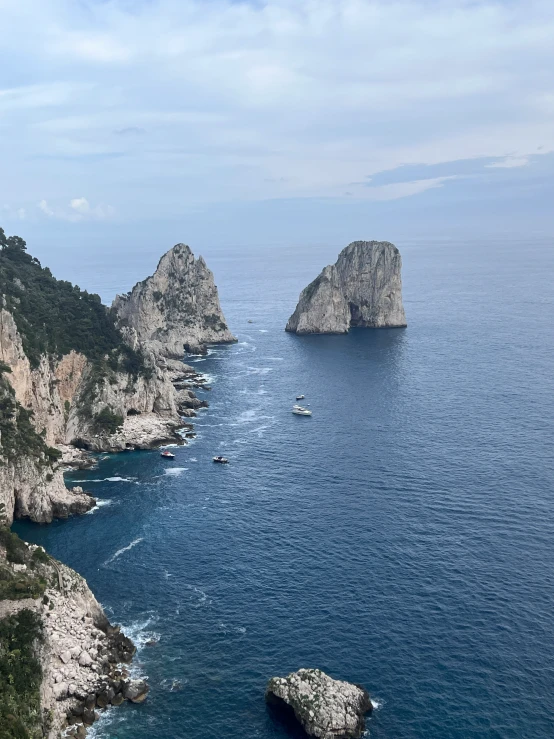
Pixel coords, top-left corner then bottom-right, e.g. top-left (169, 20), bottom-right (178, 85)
top-left (286, 240), bottom-right (407, 334)
top-left (266, 668), bottom-right (373, 739)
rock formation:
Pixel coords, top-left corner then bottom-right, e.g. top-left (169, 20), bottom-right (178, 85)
top-left (286, 241), bottom-right (406, 334)
top-left (266, 668), bottom-right (373, 739)
top-left (0, 237), bottom-right (230, 522)
top-left (0, 531), bottom-right (147, 738)
top-left (113, 243), bottom-right (236, 357)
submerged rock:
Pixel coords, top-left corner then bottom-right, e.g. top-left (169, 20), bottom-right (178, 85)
top-left (266, 668), bottom-right (372, 739)
top-left (286, 241), bottom-right (406, 334)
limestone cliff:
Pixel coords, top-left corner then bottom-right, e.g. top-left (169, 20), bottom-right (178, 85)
top-left (0, 530), bottom-right (146, 738)
top-left (0, 233), bottom-right (229, 522)
top-left (286, 241), bottom-right (407, 334)
top-left (113, 243), bottom-right (236, 357)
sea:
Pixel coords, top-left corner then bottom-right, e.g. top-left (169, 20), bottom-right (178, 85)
top-left (14, 238), bottom-right (554, 739)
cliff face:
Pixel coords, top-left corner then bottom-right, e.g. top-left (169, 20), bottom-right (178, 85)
top-left (0, 236), bottom-right (233, 521)
top-left (0, 532), bottom-right (144, 738)
top-left (112, 243), bottom-right (236, 357)
top-left (286, 241), bottom-right (407, 334)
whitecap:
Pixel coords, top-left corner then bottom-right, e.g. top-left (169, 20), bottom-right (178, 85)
top-left (190, 457), bottom-right (198, 462)
top-left (259, 329), bottom-right (268, 332)
top-left (164, 467), bottom-right (188, 476)
top-left (104, 537), bottom-right (144, 565)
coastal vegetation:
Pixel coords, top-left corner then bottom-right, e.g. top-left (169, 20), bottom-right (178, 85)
top-left (0, 375), bottom-right (59, 467)
top-left (0, 608), bottom-right (43, 739)
top-left (0, 228), bottom-right (147, 374)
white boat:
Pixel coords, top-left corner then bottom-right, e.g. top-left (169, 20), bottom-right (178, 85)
top-left (296, 394), bottom-right (305, 400)
top-left (213, 456), bottom-right (229, 464)
top-left (292, 405), bottom-right (312, 416)
top-left (160, 450), bottom-right (175, 459)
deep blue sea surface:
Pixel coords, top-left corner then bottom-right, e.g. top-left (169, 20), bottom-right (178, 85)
top-left (14, 239), bottom-right (554, 738)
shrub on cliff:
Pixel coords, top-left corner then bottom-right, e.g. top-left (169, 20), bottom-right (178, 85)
top-left (0, 609), bottom-right (43, 738)
top-left (0, 227), bottom-right (147, 375)
top-left (93, 406), bottom-right (124, 435)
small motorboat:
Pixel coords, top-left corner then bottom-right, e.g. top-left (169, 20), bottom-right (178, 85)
top-left (213, 456), bottom-right (229, 464)
top-left (160, 450), bottom-right (175, 459)
top-left (296, 394), bottom-right (305, 400)
top-left (292, 405), bottom-right (312, 416)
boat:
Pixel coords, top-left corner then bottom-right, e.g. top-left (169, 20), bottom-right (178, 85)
top-left (160, 450), bottom-right (175, 459)
top-left (296, 394), bottom-right (305, 400)
top-left (213, 456), bottom-right (229, 464)
top-left (292, 405), bottom-right (312, 416)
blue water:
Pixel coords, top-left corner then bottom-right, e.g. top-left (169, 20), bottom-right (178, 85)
top-left (14, 240), bottom-right (554, 738)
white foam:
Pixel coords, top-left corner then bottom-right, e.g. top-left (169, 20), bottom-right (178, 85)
top-left (259, 329), bottom-right (268, 332)
top-left (246, 366), bottom-right (273, 375)
top-left (190, 457), bottom-right (198, 462)
top-left (104, 537), bottom-right (144, 565)
top-left (164, 467), bottom-right (188, 476)
top-left (86, 476), bottom-right (134, 483)
top-left (85, 499), bottom-right (113, 514)
top-left (371, 697), bottom-right (384, 711)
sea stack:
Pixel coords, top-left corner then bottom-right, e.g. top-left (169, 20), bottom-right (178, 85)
top-left (266, 668), bottom-right (373, 739)
top-left (286, 241), bottom-right (406, 334)
top-left (113, 243), bottom-right (236, 356)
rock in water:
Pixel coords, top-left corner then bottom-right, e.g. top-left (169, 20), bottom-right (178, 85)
top-left (113, 243), bottom-right (236, 357)
top-left (266, 668), bottom-right (373, 739)
top-left (286, 241), bottom-right (406, 334)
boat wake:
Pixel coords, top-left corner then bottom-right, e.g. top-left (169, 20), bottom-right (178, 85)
top-left (163, 467), bottom-right (188, 476)
top-left (104, 537), bottom-right (144, 565)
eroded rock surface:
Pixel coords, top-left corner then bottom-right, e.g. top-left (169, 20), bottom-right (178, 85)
top-left (113, 243), bottom-right (236, 357)
top-left (286, 241), bottom-right (406, 334)
top-left (266, 668), bottom-right (372, 739)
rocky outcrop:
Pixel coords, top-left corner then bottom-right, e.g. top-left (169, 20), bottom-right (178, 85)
top-left (266, 668), bottom-right (373, 739)
top-left (113, 243), bottom-right (236, 357)
top-left (286, 241), bottom-right (406, 334)
top-left (0, 462), bottom-right (94, 525)
top-left (0, 534), bottom-right (147, 738)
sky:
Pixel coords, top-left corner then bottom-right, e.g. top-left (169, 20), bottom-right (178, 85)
top-left (1, 0), bottom-right (554, 258)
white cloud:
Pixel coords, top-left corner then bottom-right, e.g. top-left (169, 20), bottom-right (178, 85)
top-left (70, 197), bottom-right (90, 214)
top-left (38, 198), bottom-right (115, 221)
top-left (0, 0), bottom-right (553, 216)
top-left (486, 157), bottom-right (530, 169)
top-left (39, 199), bottom-right (55, 217)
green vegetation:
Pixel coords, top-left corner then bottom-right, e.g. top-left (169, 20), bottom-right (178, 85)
top-left (0, 377), bottom-right (54, 466)
top-left (93, 406), bottom-right (124, 434)
top-left (0, 609), bottom-right (43, 739)
top-left (0, 227), bottom-right (147, 373)
top-left (0, 529), bottom-right (50, 601)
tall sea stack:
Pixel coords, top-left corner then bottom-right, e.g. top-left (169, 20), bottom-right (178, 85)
top-left (286, 241), bottom-right (407, 334)
top-left (113, 243), bottom-right (236, 356)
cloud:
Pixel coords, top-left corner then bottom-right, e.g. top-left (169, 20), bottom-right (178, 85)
top-left (486, 157), bottom-right (530, 169)
top-left (2, 204), bottom-right (26, 221)
top-left (0, 0), bottom-right (553, 220)
top-left (38, 198), bottom-right (115, 221)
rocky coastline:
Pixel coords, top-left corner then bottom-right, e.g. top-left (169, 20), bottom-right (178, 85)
top-left (0, 235), bottom-right (234, 737)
